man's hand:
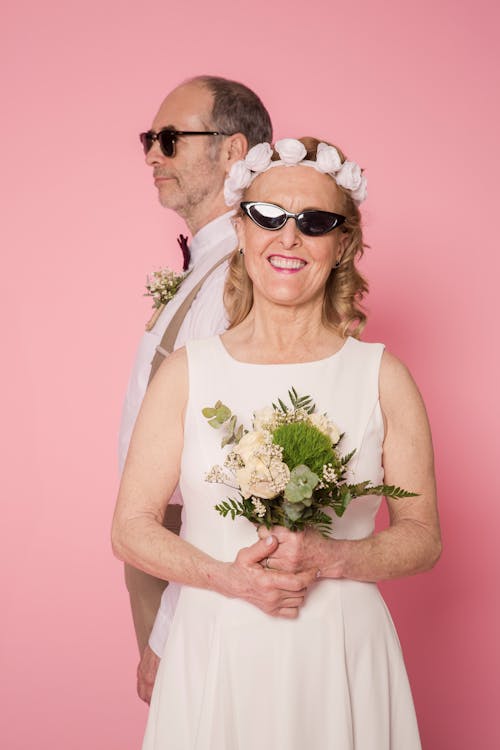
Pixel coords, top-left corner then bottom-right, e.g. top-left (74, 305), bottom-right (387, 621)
top-left (137, 644), bottom-right (160, 704)
top-left (225, 535), bottom-right (318, 618)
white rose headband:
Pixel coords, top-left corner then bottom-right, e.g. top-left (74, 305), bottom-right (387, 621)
top-left (224, 138), bottom-right (368, 207)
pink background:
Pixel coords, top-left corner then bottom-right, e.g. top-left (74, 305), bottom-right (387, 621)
top-left (2, 0), bottom-right (499, 747)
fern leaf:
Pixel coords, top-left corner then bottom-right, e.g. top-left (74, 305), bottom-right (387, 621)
top-left (369, 484), bottom-right (419, 499)
top-left (341, 449), bottom-right (356, 465)
top-left (278, 398), bottom-right (289, 413)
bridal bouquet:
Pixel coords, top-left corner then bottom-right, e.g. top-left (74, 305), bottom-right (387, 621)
top-left (203, 388), bottom-right (417, 535)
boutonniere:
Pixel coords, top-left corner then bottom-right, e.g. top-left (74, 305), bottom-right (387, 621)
top-left (144, 267), bottom-right (188, 330)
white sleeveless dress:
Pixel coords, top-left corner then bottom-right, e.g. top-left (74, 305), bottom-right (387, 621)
top-left (142, 336), bottom-right (421, 750)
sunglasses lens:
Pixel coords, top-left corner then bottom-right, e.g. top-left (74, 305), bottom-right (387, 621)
top-left (248, 203), bottom-right (286, 230)
top-left (140, 132), bottom-right (154, 154)
top-left (299, 211), bottom-right (343, 236)
top-left (158, 131), bottom-right (175, 157)
top-left (139, 131), bottom-right (176, 156)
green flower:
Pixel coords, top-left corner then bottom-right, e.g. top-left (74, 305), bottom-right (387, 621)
top-left (284, 465), bottom-right (319, 505)
top-left (273, 421), bottom-right (335, 476)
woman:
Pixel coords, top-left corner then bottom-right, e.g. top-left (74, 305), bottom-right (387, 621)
top-left (112, 137), bottom-right (441, 749)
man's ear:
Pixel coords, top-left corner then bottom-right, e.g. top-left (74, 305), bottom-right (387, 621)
top-left (224, 133), bottom-right (248, 172)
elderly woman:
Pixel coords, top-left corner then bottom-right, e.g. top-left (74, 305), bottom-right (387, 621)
top-left (112, 137), bottom-right (441, 749)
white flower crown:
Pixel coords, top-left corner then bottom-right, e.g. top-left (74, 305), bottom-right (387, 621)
top-left (224, 138), bottom-right (368, 207)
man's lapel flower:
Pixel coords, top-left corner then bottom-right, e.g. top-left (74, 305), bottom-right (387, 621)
top-left (144, 267), bottom-right (187, 330)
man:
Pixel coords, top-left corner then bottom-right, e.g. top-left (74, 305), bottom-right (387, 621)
top-left (119, 76), bottom-right (273, 702)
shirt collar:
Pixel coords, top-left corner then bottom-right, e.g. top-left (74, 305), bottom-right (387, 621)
top-left (188, 211), bottom-right (236, 265)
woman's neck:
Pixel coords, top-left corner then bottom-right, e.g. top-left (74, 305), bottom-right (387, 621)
top-left (223, 298), bottom-right (345, 364)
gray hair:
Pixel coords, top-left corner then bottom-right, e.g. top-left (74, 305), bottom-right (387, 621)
top-left (188, 75), bottom-right (273, 147)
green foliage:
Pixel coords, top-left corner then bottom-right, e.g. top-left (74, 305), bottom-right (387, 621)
top-left (214, 497), bottom-right (246, 520)
top-left (356, 484), bottom-right (419, 499)
top-left (273, 421), bottom-right (335, 476)
top-left (272, 387), bottom-right (315, 415)
top-left (202, 400), bottom-right (231, 427)
top-left (283, 500), bottom-right (306, 522)
top-left (202, 401), bottom-right (245, 446)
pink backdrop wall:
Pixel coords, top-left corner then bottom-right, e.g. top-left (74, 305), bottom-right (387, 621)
top-left (2, 1), bottom-right (499, 747)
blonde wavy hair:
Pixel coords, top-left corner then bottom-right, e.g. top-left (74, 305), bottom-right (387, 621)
top-left (224, 137), bottom-right (369, 338)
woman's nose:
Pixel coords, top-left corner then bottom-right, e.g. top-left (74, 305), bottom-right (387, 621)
top-left (278, 217), bottom-right (301, 248)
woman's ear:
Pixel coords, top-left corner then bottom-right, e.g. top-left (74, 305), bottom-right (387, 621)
top-left (233, 214), bottom-right (246, 249)
top-left (335, 231), bottom-right (350, 266)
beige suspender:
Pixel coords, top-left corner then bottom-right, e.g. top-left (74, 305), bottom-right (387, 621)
top-left (125, 252), bottom-right (233, 656)
top-left (147, 252), bottom-right (232, 385)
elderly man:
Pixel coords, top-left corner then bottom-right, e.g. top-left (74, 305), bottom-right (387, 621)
top-left (119, 76), bottom-right (272, 702)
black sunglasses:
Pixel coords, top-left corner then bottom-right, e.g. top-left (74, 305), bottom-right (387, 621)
top-left (240, 201), bottom-right (346, 236)
top-left (139, 128), bottom-right (232, 158)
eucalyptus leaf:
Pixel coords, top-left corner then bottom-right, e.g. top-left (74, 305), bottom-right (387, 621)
top-left (215, 405), bottom-right (232, 423)
top-left (221, 432), bottom-right (234, 448)
top-left (283, 500), bottom-right (305, 522)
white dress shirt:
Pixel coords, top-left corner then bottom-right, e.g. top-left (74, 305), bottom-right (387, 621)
top-left (118, 212), bottom-right (236, 657)
top-left (118, 211), bottom-right (236, 472)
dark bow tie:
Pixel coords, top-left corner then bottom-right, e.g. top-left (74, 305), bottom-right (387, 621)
top-left (177, 234), bottom-right (190, 271)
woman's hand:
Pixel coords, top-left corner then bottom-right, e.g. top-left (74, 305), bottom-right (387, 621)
top-left (222, 535), bottom-right (318, 618)
top-left (257, 526), bottom-right (331, 575)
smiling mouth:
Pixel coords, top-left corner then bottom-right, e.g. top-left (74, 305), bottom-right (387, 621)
top-left (268, 255), bottom-right (307, 271)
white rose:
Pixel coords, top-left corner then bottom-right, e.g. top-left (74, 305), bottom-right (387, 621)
top-left (274, 138), bottom-right (307, 165)
top-left (236, 457), bottom-right (290, 499)
top-left (233, 430), bottom-right (269, 463)
top-left (252, 406), bottom-right (276, 431)
top-left (350, 175), bottom-right (368, 203)
top-left (309, 413), bottom-right (341, 445)
top-left (236, 461), bottom-right (260, 498)
top-left (316, 143), bottom-right (342, 174)
top-left (245, 142), bottom-right (273, 172)
top-left (223, 182), bottom-right (241, 207)
top-left (335, 161), bottom-right (363, 191)
top-left (228, 160), bottom-right (253, 190)
top-left (223, 160), bottom-right (253, 206)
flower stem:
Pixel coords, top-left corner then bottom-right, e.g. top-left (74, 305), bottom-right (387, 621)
top-left (145, 304), bottom-right (165, 331)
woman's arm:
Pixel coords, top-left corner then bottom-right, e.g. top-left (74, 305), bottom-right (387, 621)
top-left (111, 348), bottom-right (317, 616)
top-left (259, 350), bottom-right (442, 581)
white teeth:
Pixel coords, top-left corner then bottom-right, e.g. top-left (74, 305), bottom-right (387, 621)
top-left (269, 256), bottom-right (306, 270)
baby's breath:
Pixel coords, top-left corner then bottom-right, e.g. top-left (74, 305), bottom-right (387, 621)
top-left (251, 497), bottom-right (267, 518)
top-left (145, 268), bottom-right (187, 309)
top-left (205, 465), bottom-right (227, 483)
top-left (322, 463), bottom-right (338, 483)
top-left (224, 451), bottom-right (244, 469)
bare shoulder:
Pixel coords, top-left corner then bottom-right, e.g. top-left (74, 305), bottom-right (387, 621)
top-left (150, 346), bottom-right (188, 383)
top-left (379, 349), bottom-right (431, 437)
top-left (142, 346), bottom-right (189, 412)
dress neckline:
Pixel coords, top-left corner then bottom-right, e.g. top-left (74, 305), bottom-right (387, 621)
top-left (215, 334), bottom-right (353, 367)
